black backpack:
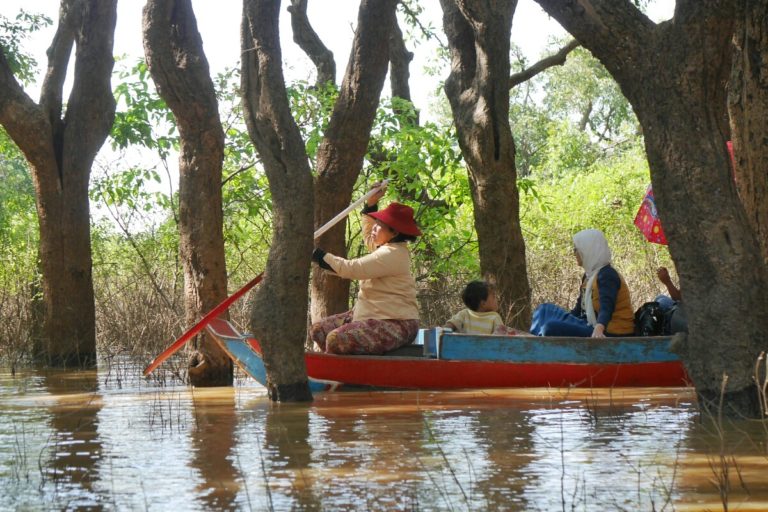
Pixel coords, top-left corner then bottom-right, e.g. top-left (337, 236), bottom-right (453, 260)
top-left (634, 301), bottom-right (665, 336)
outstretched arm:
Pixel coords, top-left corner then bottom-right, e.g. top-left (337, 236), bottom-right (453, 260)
top-left (657, 267), bottom-right (682, 301)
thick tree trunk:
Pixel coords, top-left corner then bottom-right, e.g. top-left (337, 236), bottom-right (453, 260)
top-left (729, 0), bottom-right (768, 265)
top-left (310, 0), bottom-right (398, 323)
top-left (0, 0), bottom-right (117, 366)
top-left (440, 0), bottom-right (532, 328)
top-left (534, 0), bottom-right (768, 417)
top-left (143, 0), bottom-right (232, 386)
top-left (241, 0), bottom-right (314, 402)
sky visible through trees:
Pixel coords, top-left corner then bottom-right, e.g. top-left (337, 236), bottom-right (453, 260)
top-left (7, 0), bottom-right (671, 119)
top-left (3, 0), bottom-right (673, 225)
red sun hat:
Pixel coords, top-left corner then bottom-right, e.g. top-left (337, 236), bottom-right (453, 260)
top-left (368, 202), bottom-right (422, 237)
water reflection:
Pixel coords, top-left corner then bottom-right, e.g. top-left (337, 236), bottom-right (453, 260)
top-left (522, 403), bottom-right (695, 510)
top-left (2, 367), bottom-right (768, 511)
top-left (263, 404), bottom-right (321, 510)
top-left (675, 411), bottom-right (768, 510)
top-left (428, 401), bottom-right (538, 510)
top-left (190, 387), bottom-right (241, 511)
top-left (307, 394), bottom-right (433, 510)
top-left (40, 369), bottom-right (105, 509)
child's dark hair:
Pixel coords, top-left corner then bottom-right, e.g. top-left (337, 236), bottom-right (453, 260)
top-left (462, 280), bottom-right (492, 311)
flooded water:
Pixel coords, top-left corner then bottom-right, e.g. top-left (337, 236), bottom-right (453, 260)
top-left (1, 365), bottom-right (768, 511)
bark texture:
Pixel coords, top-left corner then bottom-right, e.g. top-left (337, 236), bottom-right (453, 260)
top-left (242, 0), bottom-right (314, 402)
top-left (534, 0), bottom-right (767, 417)
top-left (389, 16), bottom-right (415, 108)
top-left (287, 0), bottom-right (336, 87)
top-left (143, 0), bottom-right (232, 386)
top-left (0, 0), bottom-right (117, 366)
top-left (310, 0), bottom-right (398, 322)
top-left (440, 0), bottom-right (532, 328)
top-left (728, 0), bottom-right (768, 265)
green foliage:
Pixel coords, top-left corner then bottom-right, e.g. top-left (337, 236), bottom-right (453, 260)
top-left (512, 42), bottom-right (651, 259)
top-left (358, 98), bottom-right (479, 277)
top-left (103, 60), bottom-right (275, 288)
top-left (0, 10), bottom-right (52, 85)
top-left (512, 43), bottom-right (640, 180)
top-left (543, 48), bottom-right (635, 140)
top-left (398, 0), bottom-right (443, 47)
top-left (509, 95), bottom-right (552, 177)
top-left (2, 27), bottom-right (667, 354)
top-left (0, 129), bottom-right (38, 288)
top-left (538, 120), bottom-right (600, 179)
top-left (91, 166), bottom-right (170, 215)
top-left (221, 164), bottom-right (272, 279)
top-left (286, 80), bottom-right (338, 163)
top-left (522, 144), bottom-right (649, 245)
top-left (111, 59), bottom-right (178, 158)
top-left (216, 67), bottom-right (258, 171)
top-left (217, 67), bottom-right (274, 278)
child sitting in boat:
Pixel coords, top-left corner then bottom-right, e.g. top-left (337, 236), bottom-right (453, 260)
top-left (444, 280), bottom-right (519, 335)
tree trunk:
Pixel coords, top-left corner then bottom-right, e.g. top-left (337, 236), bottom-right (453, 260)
top-left (0, 0), bottom-right (117, 366)
top-left (534, 0), bottom-right (768, 417)
top-left (241, 0), bottom-right (314, 402)
top-left (310, 0), bottom-right (398, 323)
top-left (143, 0), bottom-right (232, 386)
top-left (440, 0), bottom-right (532, 328)
top-left (389, 15), bottom-right (418, 124)
top-left (287, 0), bottom-right (336, 87)
top-left (729, 0), bottom-right (768, 265)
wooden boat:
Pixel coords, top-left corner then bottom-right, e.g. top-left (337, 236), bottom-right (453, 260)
top-left (205, 318), bottom-right (691, 392)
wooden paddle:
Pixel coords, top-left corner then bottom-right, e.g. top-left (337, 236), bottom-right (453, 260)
top-left (143, 181), bottom-right (388, 376)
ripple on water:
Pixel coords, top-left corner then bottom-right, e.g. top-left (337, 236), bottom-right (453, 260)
top-left (1, 367), bottom-right (766, 511)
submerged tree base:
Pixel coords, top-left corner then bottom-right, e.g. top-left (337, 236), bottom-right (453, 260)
top-left (697, 383), bottom-right (763, 420)
top-left (268, 381), bottom-right (313, 402)
top-left (188, 351), bottom-right (234, 387)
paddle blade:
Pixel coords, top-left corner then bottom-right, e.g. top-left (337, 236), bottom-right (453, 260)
top-left (142, 273), bottom-right (264, 376)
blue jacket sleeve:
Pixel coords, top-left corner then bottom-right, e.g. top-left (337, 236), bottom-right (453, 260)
top-left (596, 266), bottom-right (621, 326)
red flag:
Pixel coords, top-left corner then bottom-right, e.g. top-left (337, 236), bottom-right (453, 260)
top-left (634, 185), bottom-right (667, 245)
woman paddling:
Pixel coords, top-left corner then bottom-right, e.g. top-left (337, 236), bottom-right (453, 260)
top-left (310, 183), bottom-right (421, 354)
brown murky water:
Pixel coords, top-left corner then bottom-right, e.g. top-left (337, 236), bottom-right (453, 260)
top-left (2, 365), bottom-right (767, 511)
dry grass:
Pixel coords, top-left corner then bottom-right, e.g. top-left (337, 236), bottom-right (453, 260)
top-left (0, 234), bottom-right (675, 371)
top-left (0, 275), bottom-right (37, 373)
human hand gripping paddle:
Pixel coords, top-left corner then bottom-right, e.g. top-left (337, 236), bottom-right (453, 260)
top-left (143, 180), bottom-right (389, 376)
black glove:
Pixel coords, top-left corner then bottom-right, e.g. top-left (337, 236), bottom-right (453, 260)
top-left (312, 248), bottom-right (333, 271)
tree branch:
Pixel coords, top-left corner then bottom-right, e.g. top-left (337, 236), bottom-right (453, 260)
top-left (578, 98), bottom-right (592, 131)
top-left (389, 16), bottom-right (413, 102)
top-left (62, 0), bottom-right (117, 160)
top-left (399, 1), bottom-right (447, 49)
top-left (40, 1), bottom-right (75, 127)
top-left (287, 0), bottom-right (336, 87)
top-left (0, 30), bottom-right (56, 177)
top-left (532, 0), bottom-right (656, 82)
top-left (509, 39), bottom-right (580, 88)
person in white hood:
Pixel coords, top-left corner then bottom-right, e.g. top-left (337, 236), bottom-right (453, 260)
top-left (530, 229), bottom-right (635, 337)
